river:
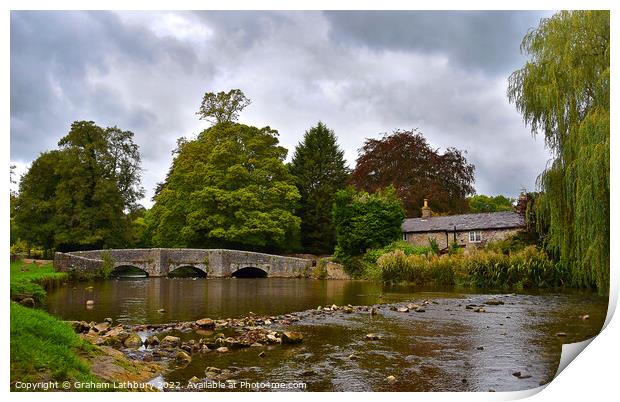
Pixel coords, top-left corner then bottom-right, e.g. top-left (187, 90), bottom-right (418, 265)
top-left (45, 278), bottom-right (607, 392)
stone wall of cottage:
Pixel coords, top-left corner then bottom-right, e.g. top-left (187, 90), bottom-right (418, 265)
top-left (404, 228), bottom-right (521, 250)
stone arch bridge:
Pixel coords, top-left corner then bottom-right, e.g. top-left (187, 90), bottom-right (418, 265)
top-left (54, 248), bottom-right (313, 278)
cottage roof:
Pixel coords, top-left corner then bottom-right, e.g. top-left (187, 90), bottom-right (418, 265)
top-left (402, 211), bottom-right (524, 233)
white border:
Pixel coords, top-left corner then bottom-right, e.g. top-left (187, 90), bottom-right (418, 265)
top-left (2, 1), bottom-right (617, 401)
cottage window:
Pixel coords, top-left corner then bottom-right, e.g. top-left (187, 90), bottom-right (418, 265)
top-left (469, 231), bottom-right (482, 243)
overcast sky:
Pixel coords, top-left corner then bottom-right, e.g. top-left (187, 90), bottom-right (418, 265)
top-left (10, 10), bottom-right (553, 208)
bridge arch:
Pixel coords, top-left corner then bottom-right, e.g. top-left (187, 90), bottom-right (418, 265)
top-left (168, 265), bottom-right (207, 278)
top-left (111, 265), bottom-right (149, 278)
top-left (231, 266), bottom-right (268, 278)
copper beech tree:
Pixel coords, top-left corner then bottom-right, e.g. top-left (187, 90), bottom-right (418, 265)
top-left (349, 129), bottom-right (475, 217)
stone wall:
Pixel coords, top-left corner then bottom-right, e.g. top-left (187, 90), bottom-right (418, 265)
top-left (405, 228), bottom-right (521, 250)
top-left (54, 248), bottom-right (313, 278)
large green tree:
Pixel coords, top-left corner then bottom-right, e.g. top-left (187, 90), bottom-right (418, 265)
top-left (13, 121), bottom-right (144, 251)
top-left (332, 186), bottom-right (405, 260)
top-left (289, 122), bottom-right (349, 254)
top-left (508, 11), bottom-right (609, 291)
top-left (468, 194), bottom-right (515, 213)
top-left (147, 122), bottom-right (300, 252)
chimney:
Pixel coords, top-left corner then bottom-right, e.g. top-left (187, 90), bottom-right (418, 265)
top-left (421, 199), bottom-right (432, 219)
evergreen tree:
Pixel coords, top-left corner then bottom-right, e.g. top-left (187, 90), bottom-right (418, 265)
top-left (289, 122), bottom-right (349, 254)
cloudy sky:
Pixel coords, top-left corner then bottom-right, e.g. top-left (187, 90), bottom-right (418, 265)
top-left (11, 10), bottom-right (553, 207)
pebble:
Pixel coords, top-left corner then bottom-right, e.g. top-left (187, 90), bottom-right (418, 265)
top-left (386, 375), bottom-right (397, 385)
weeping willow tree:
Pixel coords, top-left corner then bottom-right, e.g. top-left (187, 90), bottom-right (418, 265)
top-left (508, 11), bottom-right (609, 291)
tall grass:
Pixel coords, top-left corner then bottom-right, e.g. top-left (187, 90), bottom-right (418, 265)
top-left (374, 246), bottom-right (563, 289)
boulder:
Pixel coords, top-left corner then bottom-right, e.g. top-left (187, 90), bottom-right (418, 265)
top-left (160, 335), bottom-right (181, 348)
top-left (266, 334), bottom-right (281, 344)
top-left (175, 351), bottom-right (192, 364)
top-left (196, 318), bottom-right (215, 329)
top-left (19, 297), bottom-right (35, 308)
top-left (123, 333), bottom-right (143, 348)
top-left (281, 332), bottom-right (304, 344)
top-left (93, 322), bottom-right (110, 333)
top-left (104, 325), bottom-right (124, 338)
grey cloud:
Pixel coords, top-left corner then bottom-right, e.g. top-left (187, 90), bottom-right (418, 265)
top-left (11, 10), bottom-right (551, 206)
top-left (323, 11), bottom-right (551, 74)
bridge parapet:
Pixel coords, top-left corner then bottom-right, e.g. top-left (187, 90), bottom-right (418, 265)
top-left (54, 248), bottom-right (313, 278)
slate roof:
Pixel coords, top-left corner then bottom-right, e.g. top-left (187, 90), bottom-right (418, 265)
top-left (402, 211), bottom-right (524, 233)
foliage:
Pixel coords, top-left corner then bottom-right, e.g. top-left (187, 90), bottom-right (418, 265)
top-left (12, 121), bottom-right (144, 252)
top-left (508, 11), bottom-right (610, 291)
top-left (147, 122), bottom-right (301, 252)
top-left (332, 186), bottom-right (405, 272)
top-left (10, 260), bottom-right (68, 304)
top-left (349, 129), bottom-right (475, 217)
top-left (10, 303), bottom-right (101, 387)
top-left (428, 238), bottom-right (440, 255)
top-left (197, 89), bottom-right (251, 124)
top-left (364, 240), bottom-right (432, 264)
top-left (373, 246), bottom-right (561, 288)
top-left (288, 122), bottom-right (350, 254)
top-left (98, 251), bottom-right (115, 279)
top-left (468, 195), bottom-right (515, 213)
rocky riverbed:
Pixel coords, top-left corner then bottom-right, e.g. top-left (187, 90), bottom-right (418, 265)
top-left (67, 291), bottom-right (607, 392)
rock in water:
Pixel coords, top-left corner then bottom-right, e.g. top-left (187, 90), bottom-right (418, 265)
top-left (160, 335), bottom-right (181, 347)
top-left (397, 307), bottom-right (409, 313)
top-left (281, 332), bottom-right (304, 344)
top-left (196, 318), bottom-right (215, 329)
top-left (175, 351), bottom-right (192, 364)
top-left (556, 332), bottom-right (567, 337)
top-left (86, 300), bottom-right (95, 306)
top-left (93, 322), bottom-right (110, 333)
top-left (386, 375), bottom-right (397, 385)
top-left (216, 347), bottom-right (229, 353)
top-left (144, 335), bottom-right (160, 346)
top-left (485, 299), bottom-right (504, 306)
top-left (365, 333), bottom-right (382, 340)
top-left (415, 307), bottom-right (426, 313)
top-left (123, 333), bottom-right (143, 348)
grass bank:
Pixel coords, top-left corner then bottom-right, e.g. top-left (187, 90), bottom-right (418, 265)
top-left (10, 260), bottom-right (68, 305)
top-left (10, 302), bottom-right (103, 388)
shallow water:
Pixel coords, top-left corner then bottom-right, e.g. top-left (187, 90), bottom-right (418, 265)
top-left (45, 278), bottom-right (607, 392)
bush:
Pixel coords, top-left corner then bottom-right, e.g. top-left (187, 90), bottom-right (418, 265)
top-left (97, 250), bottom-right (115, 279)
top-left (370, 245), bottom-right (562, 289)
top-left (364, 240), bottom-right (432, 264)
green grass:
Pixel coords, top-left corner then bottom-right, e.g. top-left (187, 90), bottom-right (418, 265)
top-left (10, 259), bottom-right (107, 389)
top-left (10, 302), bottom-right (103, 389)
top-left (10, 260), bottom-right (68, 305)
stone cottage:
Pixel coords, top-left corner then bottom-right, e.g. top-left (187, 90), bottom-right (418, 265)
top-left (402, 200), bottom-right (525, 250)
